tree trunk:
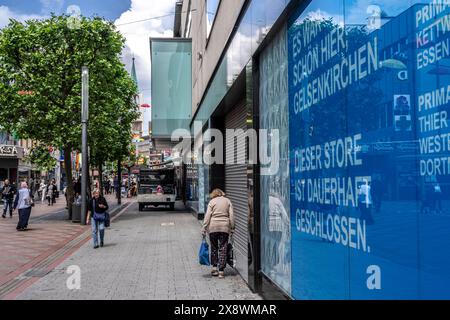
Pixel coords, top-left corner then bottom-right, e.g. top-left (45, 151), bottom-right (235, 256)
top-left (117, 159), bottom-right (121, 205)
top-left (128, 167), bottom-right (131, 198)
top-left (99, 162), bottom-right (104, 196)
top-left (64, 147), bottom-right (74, 220)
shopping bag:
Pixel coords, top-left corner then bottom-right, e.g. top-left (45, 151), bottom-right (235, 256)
top-left (198, 238), bottom-right (210, 266)
top-left (227, 241), bottom-right (236, 268)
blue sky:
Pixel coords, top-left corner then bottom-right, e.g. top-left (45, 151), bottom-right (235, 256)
top-left (0, 0), bottom-right (131, 21)
top-left (0, 0), bottom-right (178, 135)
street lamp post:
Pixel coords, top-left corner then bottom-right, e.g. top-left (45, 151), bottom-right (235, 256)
top-left (81, 66), bottom-right (89, 225)
top-left (117, 159), bottom-right (122, 205)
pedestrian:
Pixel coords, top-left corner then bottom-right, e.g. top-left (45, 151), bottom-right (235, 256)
top-left (358, 179), bottom-right (374, 224)
top-left (109, 177), bottom-right (114, 194)
top-left (28, 177), bottom-right (34, 196)
top-left (371, 175), bottom-right (383, 213)
top-left (33, 178), bottom-right (40, 198)
top-left (433, 182), bottom-right (443, 214)
top-left (13, 182), bottom-right (34, 231)
top-left (1, 179), bottom-right (16, 218)
top-left (86, 189), bottom-right (109, 249)
top-left (74, 177), bottom-right (81, 197)
top-left (103, 178), bottom-right (107, 194)
top-left (39, 180), bottom-right (47, 203)
top-left (46, 180), bottom-right (57, 206)
top-left (201, 188), bottom-right (235, 279)
top-left (113, 177), bottom-right (119, 195)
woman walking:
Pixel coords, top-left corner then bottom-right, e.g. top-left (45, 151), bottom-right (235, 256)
top-left (86, 189), bottom-right (109, 249)
top-left (46, 180), bottom-right (57, 206)
top-left (39, 180), bottom-right (46, 204)
top-left (201, 189), bottom-right (235, 279)
top-left (13, 182), bottom-right (34, 231)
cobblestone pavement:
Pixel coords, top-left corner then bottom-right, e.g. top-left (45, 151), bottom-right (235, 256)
top-left (0, 194), bottom-right (128, 299)
top-left (16, 202), bottom-right (261, 300)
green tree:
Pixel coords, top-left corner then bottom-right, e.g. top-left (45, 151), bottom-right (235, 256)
top-left (27, 144), bottom-right (58, 172)
top-left (0, 15), bottom-right (138, 218)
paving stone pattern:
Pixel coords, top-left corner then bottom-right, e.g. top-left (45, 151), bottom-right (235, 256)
top-left (17, 203), bottom-right (261, 300)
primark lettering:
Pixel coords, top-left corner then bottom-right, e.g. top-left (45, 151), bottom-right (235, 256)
top-left (418, 84), bottom-right (450, 176)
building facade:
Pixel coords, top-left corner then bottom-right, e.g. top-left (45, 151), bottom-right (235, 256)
top-left (172, 0), bottom-right (450, 299)
top-left (1, 132), bottom-right (62, 188)
top-left (0, 132), bottom-right (24, 184)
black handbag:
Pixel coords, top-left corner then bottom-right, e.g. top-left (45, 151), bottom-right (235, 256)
top-left (227, 238), bottom-right (235, 268)
top-left (104, 212), bottom-right (110, 228)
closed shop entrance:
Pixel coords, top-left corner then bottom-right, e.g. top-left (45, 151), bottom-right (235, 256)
top-left (224, 101), bottom-right (249, 282)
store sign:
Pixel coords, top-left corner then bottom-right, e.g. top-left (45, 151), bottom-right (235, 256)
top-left (0, 145), bottom-right (23, 158)
top-left (288, 2), bottom-right (450, 300)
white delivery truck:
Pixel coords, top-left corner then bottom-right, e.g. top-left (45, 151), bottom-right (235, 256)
top-left (137, 167), bottom-right (176, 211)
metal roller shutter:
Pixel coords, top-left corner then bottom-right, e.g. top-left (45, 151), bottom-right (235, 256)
top-left (225, 102), bottom-right (249, 282)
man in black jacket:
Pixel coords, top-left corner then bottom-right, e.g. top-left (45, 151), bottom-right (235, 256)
top-left (1, 179), bottom-right (16, 218)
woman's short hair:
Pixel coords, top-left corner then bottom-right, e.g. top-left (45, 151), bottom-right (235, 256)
top-left (210, 188), bottom-right (225, 199)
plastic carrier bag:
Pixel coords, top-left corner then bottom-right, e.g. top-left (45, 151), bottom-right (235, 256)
top-left (198, 237), bottom-right (210, 266)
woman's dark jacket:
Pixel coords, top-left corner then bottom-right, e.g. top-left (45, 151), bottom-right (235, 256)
top-left (1, 184), bottom-right (16, 200)
top-left (89, 196), bottom-right (109, 214)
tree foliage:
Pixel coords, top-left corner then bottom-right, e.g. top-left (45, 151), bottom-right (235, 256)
top-left (0, 15), bottom-right (139, 216)
top-left (27, 144), bottom-right (57, 172)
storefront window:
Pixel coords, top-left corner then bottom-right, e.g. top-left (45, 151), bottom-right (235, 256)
top-left (198, 164), bottom-right (208, 213)
top-left (186, 164), bottom-right (198, 203)
top-left (288, 0), bottom-right (450, 299)
top-left (0, 168), bottom-right (8, 182)
top-left (260, 25), bottom-right (291, 295)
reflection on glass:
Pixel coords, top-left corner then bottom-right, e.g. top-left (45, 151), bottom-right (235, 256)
top-left (260, 25), bottom-right (291, 295)
top-left (288, 0), bottom-right (450, 300)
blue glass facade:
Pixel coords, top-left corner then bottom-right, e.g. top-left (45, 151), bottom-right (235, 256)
top-left (287, 0), bottom-right (450, 299)
top-left (260, 25), bottom-right (291, 295)
top-left (191, 0), bottom-right (450, 299)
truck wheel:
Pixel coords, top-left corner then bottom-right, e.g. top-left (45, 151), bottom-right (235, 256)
top-left (169, 203), bottom-right (175, 211)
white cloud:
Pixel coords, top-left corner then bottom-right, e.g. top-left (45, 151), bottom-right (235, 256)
top-left (40, 0), bottom-right (65, 13)
top-left (115, 0), bottom-right (177, 135)
top-left (307, 9), bottom-right (343, 24)
top-left (0, 6), bottom-right (47, 28)
top-left (346, 0), bottom-right (408, 25)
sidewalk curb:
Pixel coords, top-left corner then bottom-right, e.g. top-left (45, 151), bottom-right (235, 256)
top-left (0, 201), bottom-right (133, 300)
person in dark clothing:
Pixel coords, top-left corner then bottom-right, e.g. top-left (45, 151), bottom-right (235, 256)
top-left (371, 176), bottom-right (383, 213)
top-left (1, 179), bottom-right (16, 218)
top-left (28, 178), bottom-right (34, 196)
top-left (74, 178), bottom-right (82, 197)
top-left (104, 179), bottom-right (111, 195)
top-left (46, 180), bottom-right (57, 206)
top-left (114, 177), bottom-right (120, 198)
top-left (86, 189), bottom-right (109, 249)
